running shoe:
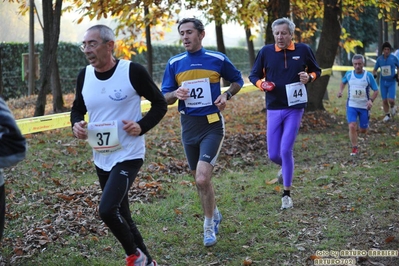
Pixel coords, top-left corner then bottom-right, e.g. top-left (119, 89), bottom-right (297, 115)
top-left (383, 115), bottom-right (391, 122)
top-left (203, 226), bottom-right (217, 247)
top-left (350, 147), bottom-right (358, 156)
top-left (126, 248), bottom-right (148, 266)
top-left (391, 107), bottom-right (396, 117)
top-left (277, 169), bottom-right (283, 184)
top-left (213, 212), bottom-right (222, 235)
top-left (281, 195), bottom-right (293, 209)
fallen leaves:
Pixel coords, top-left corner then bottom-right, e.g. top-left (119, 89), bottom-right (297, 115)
top-left (385, 236), bottom-right (395, 243)
top-left (1, 180), bottom-right (161, 261)
top-left (243, 257), bottom-right (253, 265)
top-left (4, 95), bottom-right (399, 265)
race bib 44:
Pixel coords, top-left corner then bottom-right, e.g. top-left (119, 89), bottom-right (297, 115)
top-left (285, 82), bottom-right (308, 106)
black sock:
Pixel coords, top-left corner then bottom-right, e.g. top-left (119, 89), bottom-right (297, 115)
top-left (386, 113), bottom-right (391, 117)
top-left (282, 190), bottom-right (290, 197)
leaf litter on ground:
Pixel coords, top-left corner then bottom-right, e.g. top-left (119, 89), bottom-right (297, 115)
top-left (2, 91), bottom-right (399, 265)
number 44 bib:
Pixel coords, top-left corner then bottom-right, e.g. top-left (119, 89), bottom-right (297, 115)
top-left (87, 120), bottom-right (122, 154)
top-left (285, 82), bottom-right (308, 106)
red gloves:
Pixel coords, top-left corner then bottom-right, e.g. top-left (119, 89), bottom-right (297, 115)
top-left (260, 81), bottom-right (275, 92)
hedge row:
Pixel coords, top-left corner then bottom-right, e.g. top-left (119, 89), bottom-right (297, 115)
top-left (0, 42), bottom-right (252, 100)
top-left (0, 42), bottom-right (87, 100)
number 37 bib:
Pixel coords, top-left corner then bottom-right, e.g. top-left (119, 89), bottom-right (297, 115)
top-left (87, 120), bottom-right (122, 154)
top-left (285, 82), bottom-right (308, 106)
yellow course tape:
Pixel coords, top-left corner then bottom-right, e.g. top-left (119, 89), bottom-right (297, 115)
top-left (17, 112), bottom-right (73, 135)
top-left (16, 84), bottom-right (258, 135)
top-left (15, 65), bottom-right (373, 135)
top-left (332, 66), bottom-right (374, 72)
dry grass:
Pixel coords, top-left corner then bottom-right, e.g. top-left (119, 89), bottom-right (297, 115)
top-left (7, 94), bottom-right (75, 120)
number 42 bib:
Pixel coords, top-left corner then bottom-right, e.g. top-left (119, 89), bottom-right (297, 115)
top-left (182, 78), bottom-right (213, 108)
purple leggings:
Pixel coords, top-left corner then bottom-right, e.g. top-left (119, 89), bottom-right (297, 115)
top-left (266, 108), bottom-right (304, 187)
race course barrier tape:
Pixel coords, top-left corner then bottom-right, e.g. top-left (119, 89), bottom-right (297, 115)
top-left (15, 65), bottom-right (364, 135)
top-left (16, 84), bottom-right (259, 135)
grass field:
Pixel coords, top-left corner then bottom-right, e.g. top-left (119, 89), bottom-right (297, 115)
top-left (1, 73), bottom-right (398, 266)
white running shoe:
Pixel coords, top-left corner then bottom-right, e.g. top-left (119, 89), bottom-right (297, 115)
top-left (350, 147), bottom-right (358, 156)
top-left (126, 248), bottom-right (148, 266)
top-left (391, 107), bottom-right (396, 117)
top-left (203, 226), bottom-right (217, 247)
top-left (213, 212), bottom-right (222, 235)
top-left (383, 115), bottom-right (391, 122)
top-left (281, 195), bottom-right (293, 209)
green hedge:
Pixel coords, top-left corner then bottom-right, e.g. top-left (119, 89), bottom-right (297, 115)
top-left (131, 45), bottom-right (253, 84)
top-left (1, 43), bottom-right (252, 100)
top-left (0, 42), bottom-right (87, 100)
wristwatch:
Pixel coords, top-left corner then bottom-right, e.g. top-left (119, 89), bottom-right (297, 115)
top-left (224, 91), bottom-right (233, 100)
top-left (308, 74), bottom-right (313, 83)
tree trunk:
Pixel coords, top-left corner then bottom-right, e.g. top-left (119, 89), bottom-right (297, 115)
top-left (215, 23), bottom-right (230, 87)
top-left (394, 1), bottom-right (399, 49)
top-left (378, 16), bottom-right (383, 55)
top-left (245, 27), bottom-right (255, 68)
top-left (383, 12), bottom-right (388, 42)
top-left (292, 9), bottom-right (302, 43)
top-left (144, 6), bottom-right (153, 77)
top-left (215, 25), bottom-right (226, 54)
top-left (51, 58), bottom-right (65, 112)
top-left (265, 0), bottom-right (290, 44)
top-left (0, 44), bottom-right (3, 97)
top-left (34, 0), bottom-right (62, 117)
top-left (307, 0), bottom-right (342, 111)
top-left (394, 19), bottom-right (399, 49)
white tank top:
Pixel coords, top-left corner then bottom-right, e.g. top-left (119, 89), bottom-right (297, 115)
top-left (348, 70), bottom-right (369, 109)
top-left (82, 60), bottom-right (145, 171)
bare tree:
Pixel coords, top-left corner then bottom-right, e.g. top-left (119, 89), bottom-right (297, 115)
top-left (307, 0), bottom-right (342, 111)
top-left (0, 44), bottom-right (3, 97)
top-left (51, 59), bottom-right (65, 112)
top-left (265, 0), bottom-right (290, 44)
top-left (34, 0), bottom-right (63, 116)
top-left (144, 5), bottom-right (153, 77)
top-left (245, 27), bottom-right (255, 68)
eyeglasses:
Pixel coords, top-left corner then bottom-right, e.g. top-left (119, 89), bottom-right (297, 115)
top-left (79, 40), bottom-right (109, 52)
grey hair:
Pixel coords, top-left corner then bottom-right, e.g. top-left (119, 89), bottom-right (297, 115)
top-left (86, 25), bottom-right (115, 42)
top-left (352, 54), bottom-right (365, 63)
top-left (272, 17), bottom-right (295, 35)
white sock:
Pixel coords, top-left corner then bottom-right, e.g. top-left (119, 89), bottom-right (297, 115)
top-left (204, 217), bottom-right (213, 228)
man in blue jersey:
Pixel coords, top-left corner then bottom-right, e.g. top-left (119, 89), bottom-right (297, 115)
top-left (373, 42), bottom-right (399, 122)
top-left (249, 17), bottom-right (321, 210)
top-left (71, 25), bottom-right (166, 266)
top-left (161, 18), bottom-right (244, 247)
top-left (338, 54), bottom-right (379, 156)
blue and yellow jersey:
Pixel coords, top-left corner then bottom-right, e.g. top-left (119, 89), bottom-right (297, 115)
top-left (161, 47), bottom-right (244, 116)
